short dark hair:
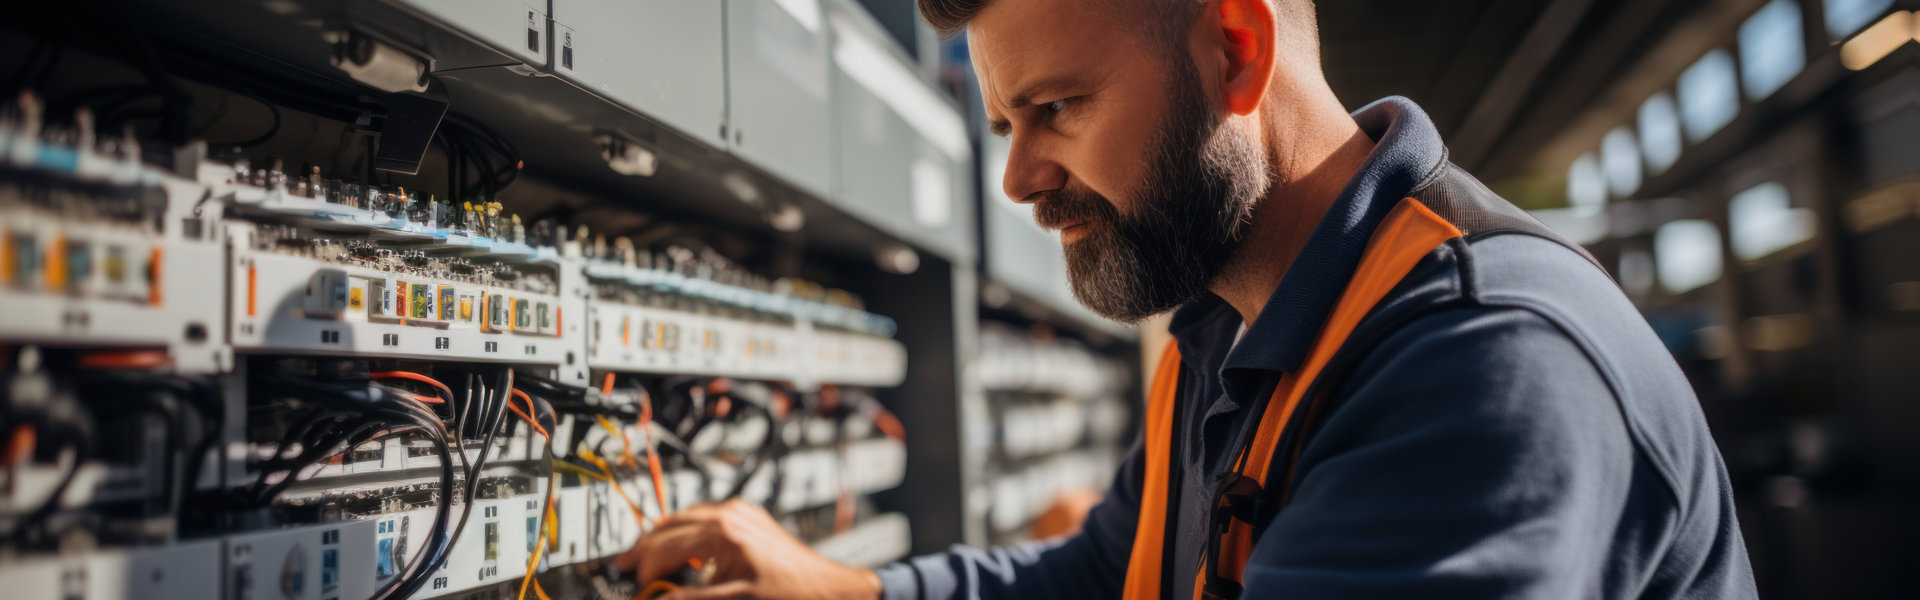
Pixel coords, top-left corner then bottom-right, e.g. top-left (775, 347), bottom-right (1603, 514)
top-left (919, 0), bottom-right (1317, 51)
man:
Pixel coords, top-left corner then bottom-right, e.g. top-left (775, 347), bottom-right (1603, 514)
top-left (619, 0), bottom-right (1757, 598)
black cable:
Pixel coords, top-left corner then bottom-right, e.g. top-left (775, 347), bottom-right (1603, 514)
top-left (239, 370), bottom-right (457, 600)
top-left (722, 400), bottom-right (783, 499)
top-left (422, 369), bottom-right (512, 600)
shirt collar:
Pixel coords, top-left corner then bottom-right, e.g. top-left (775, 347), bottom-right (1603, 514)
top-left (1169, 97), bottom-right (1450, 379)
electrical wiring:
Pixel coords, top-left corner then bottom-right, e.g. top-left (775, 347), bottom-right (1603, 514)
top-left (509, 390), bottom-right (549, 441)
top-left (634, 392), bottom-right (673, 516)
top-left (411, 369), bottom-right (510, 600)
top-left (244, 370), bottom-right (458, 600)
top-left (2, 367), bottom-right (93, 547)
top-left (514, 390), bottom-right (556, 600)
top-left (517, 471), bottom-right (557, 600)
top-left (369, 371), bottom-right (452, 404)
top-left (578, 448), bottom-right (649, 527)
top-left (637, 580), bottom-right (681, 600)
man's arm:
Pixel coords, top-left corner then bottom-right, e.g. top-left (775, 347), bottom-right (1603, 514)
top-left (618, 443), bottom-right (1144, 600)
top-left (1241, 307), bottom-right (1654, 598)
top-left (875, 444), bottom-right (1142, 600)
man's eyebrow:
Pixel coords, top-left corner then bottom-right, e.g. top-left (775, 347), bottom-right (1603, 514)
top-left (984, 75), bottom-right (1079, 138)
top-left (1004, 76), bottom-right (1075, 110)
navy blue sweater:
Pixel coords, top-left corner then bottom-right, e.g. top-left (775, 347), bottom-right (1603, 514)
top-left (876, 98), bottom-right (1756, 599)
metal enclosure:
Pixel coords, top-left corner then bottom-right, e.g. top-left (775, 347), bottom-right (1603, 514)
top-left (549, 0), bottom-right (729, 149)
top-left (393, 0), bottom-right (551, 66)
top-left (827, 0), bottom-right (975, 263)
top-left (725, 0), bottom-right (835, 198)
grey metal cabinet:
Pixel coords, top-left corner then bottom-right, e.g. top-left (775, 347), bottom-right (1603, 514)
top-left (393, 0), bottom-right (551, 66)
top-left (827, 0), bottom-right (974, 263)
top-left (550, 0), bottom-right (729, 149)
top-left (725, 0), bottom-right (835, 199)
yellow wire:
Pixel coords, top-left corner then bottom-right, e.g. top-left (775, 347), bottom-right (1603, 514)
top-left (581, 448), bottom-right (650, 527)
top-left (551, 459), bottom-right (609, 480)
top-left (596, 415), bottom-right (639, 467)
top-left (518, 471), bottom-right (556, 600)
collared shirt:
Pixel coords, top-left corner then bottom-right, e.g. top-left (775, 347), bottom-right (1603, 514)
top-left (877, 97), bottom-right (1756, 600)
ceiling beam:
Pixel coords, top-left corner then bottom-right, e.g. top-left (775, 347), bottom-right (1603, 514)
top-left (1483, 0), bottom-right (1770, 183)
top-left (1446, 0), bottom-right (1600, 170)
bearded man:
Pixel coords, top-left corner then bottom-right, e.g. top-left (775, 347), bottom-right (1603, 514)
top-left (618, 1), bottom-right (1757, 598)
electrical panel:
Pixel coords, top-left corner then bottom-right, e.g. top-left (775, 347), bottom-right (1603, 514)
top-left (549, 0), bottom-right (729, 149)
top-left (975, 323), bottom-right (1133, 545)
top-left (826, 0), bottom-right (976, 264)
top-left (724, 0), bottom-right (835, 198)
top-left (0, 0), bottom-right (932, 594)
top-left (394, 0), bottom-right (552, 67)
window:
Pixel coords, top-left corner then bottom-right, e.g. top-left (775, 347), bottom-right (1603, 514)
top-left (1567, 152), bottom-right (1607, 210)
top-left (1728, 181), bottom-right (1816, 260)
top-left (1601, 126), bottom-right (1642, 199)
top-left (1826, 0), bottom-right (1896, 39)
top-left (1639, 92), bottom-right (1684, 174)
top-left (1678, 49), bottom-right (1740, 143)
top-left (1619, 246), bottom-right (1657, 297)
top-left (1739, 0), bottom-right (1806, 100)
top-left (1655, 219), bottom-right (1724, 294)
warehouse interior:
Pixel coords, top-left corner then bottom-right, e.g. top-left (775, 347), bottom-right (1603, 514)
top-left (0, 0), bottom-right (1914, 598)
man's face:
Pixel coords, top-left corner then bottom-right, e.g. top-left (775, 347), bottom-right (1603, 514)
top-left (971, 0), bottom-right (1271, 323)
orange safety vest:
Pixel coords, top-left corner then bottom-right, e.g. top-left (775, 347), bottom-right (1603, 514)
top-left (1122, 197), bottom-right (1464, 600)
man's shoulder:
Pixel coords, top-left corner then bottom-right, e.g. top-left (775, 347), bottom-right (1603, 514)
top-left (1344, 223), bottom-right (1725, 512)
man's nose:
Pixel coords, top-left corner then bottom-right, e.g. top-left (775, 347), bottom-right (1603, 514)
top-left (1002, 136), bottom-right (1066, 204)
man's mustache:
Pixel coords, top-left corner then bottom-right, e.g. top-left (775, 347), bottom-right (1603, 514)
top-left (1032, 188), bottom-right (1121, 231)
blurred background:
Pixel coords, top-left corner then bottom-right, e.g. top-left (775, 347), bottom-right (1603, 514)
top-left (0, 0), bottom-right (1912, 598)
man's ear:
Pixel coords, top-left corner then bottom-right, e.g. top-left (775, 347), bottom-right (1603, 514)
top-left (1216, 0), bottom-right (1276, 116)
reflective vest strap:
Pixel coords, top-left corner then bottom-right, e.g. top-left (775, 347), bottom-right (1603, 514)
top-left (1237, 197), bottom-right (1464, 488)
top-left (1202, 197), bottom-right (1464, 594)
top-left (1121, 339), bottom-right (1184, 600)
top-left (1119, 197), bottom-right (1465, 600)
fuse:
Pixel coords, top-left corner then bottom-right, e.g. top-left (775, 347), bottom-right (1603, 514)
top-left (487, 293), bottom-right (510, 331)
top-left (63, 239), bottom-right (90, 295)
top-left (102, 245), bottom-right (125, 284)
top-left (513, 298), bottom-right (531, 331)
top-left (348, 278), bottom-right (369, 316)
top-left (303, 269), bottom-right (351, 318)
top-left (375, 277), bottom-right (401, 319)
top-left (437, 286), bottom-right (456, 321)
top-left (408, 281), bottom-right (433, 320)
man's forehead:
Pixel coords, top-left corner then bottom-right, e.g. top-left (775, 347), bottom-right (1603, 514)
top-left (968, 0), bottom-right (1136, 110)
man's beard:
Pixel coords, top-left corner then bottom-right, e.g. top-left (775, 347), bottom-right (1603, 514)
top-left (1034, 60), bottom-right (1271, 324)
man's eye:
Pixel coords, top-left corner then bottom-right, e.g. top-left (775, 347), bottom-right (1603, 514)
top-left (1043, 99), bottom-right (1068, 114)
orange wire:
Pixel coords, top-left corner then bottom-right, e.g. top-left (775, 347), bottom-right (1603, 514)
top-left (77, 350), bottom-right (171, 370)
top-left (634, 391), bottom-right (669, 517)
top-left (3, 424), bottom-right (34, 466)
top-left (508, 397), bottom-right (549, 440)
top-left (369, 371), bottom-right (451, 404)
top-left (581, 450), bottom-right (649, 526)
top-left (871, 406), bottom-right (906, 442)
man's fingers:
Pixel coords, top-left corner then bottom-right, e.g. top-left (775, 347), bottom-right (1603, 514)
top-left (616, 502), bottom-right (735, 572)
top-left (660, 581), bottom-right (755, 600)
top-left (626, 521), bottom-right (732, 584)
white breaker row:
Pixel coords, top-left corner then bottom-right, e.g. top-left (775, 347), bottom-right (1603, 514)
top-left (0, 116), bottom-right (914, 597)
top-left (0, 509), bottom-right (911, 600)
top-left (0, 138), bottom-right (908, 390)
top-left (228, 414), bottom-right (911, 599)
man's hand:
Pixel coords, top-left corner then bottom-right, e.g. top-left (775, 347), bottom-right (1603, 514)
top-left (616, 499), bottom-right (883, 600)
